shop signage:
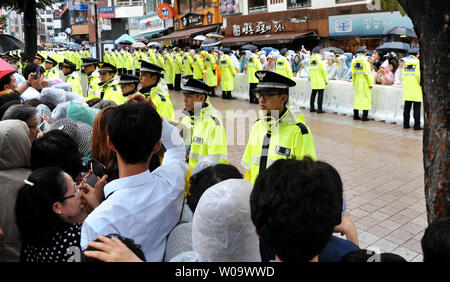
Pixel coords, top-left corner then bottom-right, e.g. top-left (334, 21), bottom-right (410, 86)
top-left (156, 3), bottom-right (175, 20)
top-left (98, 7), bottom-right (115, 18)
top-left (329, 12), bottom-right (414, 37)
top-left (182, 13), bottom-right (204, 27)
top-left (70, 4), bottom-right (89, 10)
top-left (232, 22), bottom-right (286, 37)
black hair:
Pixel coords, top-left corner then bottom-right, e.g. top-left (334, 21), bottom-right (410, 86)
top-left (108, 103), bottom-right (162, 164)
top-left (421, 217), bottom-right (450, 262)
top-left (340, 249), bottom-right (407, 262)
top-left (22, 63), bottom-right (45, 80)
top-left (0, 72), bottom-right (15, 91)
top-left (188, 164), bottom-right (243, 213)
top-left (1, 104), bottom-right (37, 123)
top-left (0, 92), bottom-right (21, 119)
top-left (15, 167), bottom-right (71, 245)
top-left (250, 157), bottom-right (339, 262)
top-left (316, 160), bottom-right (344, 226)
top-left (31, 130), bottom-right (85, 180)
top-left (81, 234), bottom-right (146, 262)
top-left (23, 98), bottom-right (43, 107)
top-left (87, 98), bottom-right (102, 107)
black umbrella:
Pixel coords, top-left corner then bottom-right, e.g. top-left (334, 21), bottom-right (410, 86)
top-left (388, 26), bottom-right (417, 38)
top-left (321, 47), bottom-right (344, 54)
top-left (0, 34), bottom-right (24, 53)
top-left (376, 42), bottom-right (410, 53)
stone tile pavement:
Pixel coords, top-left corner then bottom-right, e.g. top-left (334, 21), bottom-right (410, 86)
top-left (171, 91), bottom-right (427, 262)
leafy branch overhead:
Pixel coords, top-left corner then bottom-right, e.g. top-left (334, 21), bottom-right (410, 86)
top-left (375, 0), bottom-right (407, 16)
top-left (0, 0), bottom-right (56, 15)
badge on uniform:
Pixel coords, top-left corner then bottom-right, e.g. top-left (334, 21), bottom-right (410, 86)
top-left (256, 72), bottom-right (266, 81)
top-left (405, 64), bottom-right (416, 72)
top-left (277, 61), bottom-right (283, 66)
top-left (193, 136), bottom-right (203, 145)
top-left (354, 63), bottom-right (363, 70)
top-left (275, 145), bottom-right (291, 157)
top-left (310, 60), bottom-right (318, 66)
top-left (220, 60), bottom-right (226, 64)
top-left (249, 58), bottom-right (253, 63)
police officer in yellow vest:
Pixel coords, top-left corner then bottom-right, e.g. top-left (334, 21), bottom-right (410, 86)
top-left (43, 56), bottom-right (60, 79)
top-left (179, 78), bottom-right (228, 167)
top-left (118, 74), bottom-right (140, 103)
top-left (351, 46), bottom-right (373, 121)
top-left (402, 47), bottom-right (423, 130)
top-left (275, 48), bottom-right (293, 80)
top-left (164, 48), bottom-right (175, 90)
top-left (308, 46), bottom-right (328, 113)
top-left (138, 60), bottom-right (175, 120)
top-left (192, 48), bottom-right (205, 80)
top-left (182, 47), bottom-right (194, 79)
top-left (204, 49), bottom-right (218, 97)
top-left (34, 52), bottom-right (45, 66)
top-left (172, 47), bottom-right (184, 91)
top-left (97, 62), bottom-right (125, 105)
top-left (124, 48), bottom-right (134, 75)
top-left (246, 46), bottom-right (263, 104)
top-left (242, 71), bottom-right (316, 184)
top-left (219, 48), bottom-right (237, 100)
top-left (60, 59), bottom-right (83, 96)
top-left (82, 58), bottom-right (101, 101)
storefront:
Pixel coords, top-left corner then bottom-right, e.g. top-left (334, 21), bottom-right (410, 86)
top-left (131, 12), bottom-right (174, 39)
top-left (148, 1), bottom-right (222, 46)
top-left (327, 11), bottom-right (415, 53)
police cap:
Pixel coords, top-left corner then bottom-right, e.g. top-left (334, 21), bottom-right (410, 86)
top-left (82, 58), bottom-right (99, 67)
top-left (97, 62), bottom-right (117, 74)
top-left (44, 56), bottom-right (58, 66)
top-left (35, 52), bottom-right (46, 61)
top-left (139, 60), bottom-right (164, 75)
top-left (60, 59), bottom-right (77, 70)
top-left (408, 47), bottom-right (419, 55)
top-left (280, 48), bottom-right (288, 55)
top-left (356, 46), bottom-right (367, 53)
top-left (312, 46), bottom-right (321, 53)
top-left (181, 78), bottom-right (210, 95)
top-left (118, 74), bottom-right (140, 85)
top-left (254, 71), bottom-right (296, 93)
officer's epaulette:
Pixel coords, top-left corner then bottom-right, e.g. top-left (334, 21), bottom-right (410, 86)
top-left (211, 116), bottom-right (221, 126)
top-left (295, 122), bottom-right (309, 135)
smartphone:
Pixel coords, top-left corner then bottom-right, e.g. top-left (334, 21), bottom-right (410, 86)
top-left (38, 120), bottom-right (50, 132)
top-left (90, 159), bottom-right (107, 177)
top-left (35, 65), bottom-right (40, 80)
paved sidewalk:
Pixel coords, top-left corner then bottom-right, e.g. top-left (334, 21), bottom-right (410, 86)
top-left (171, 92), bottom-right (427, 262)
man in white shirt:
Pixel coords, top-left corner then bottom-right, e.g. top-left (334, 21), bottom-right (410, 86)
top-left (80, 102), bottom-right (186, 261)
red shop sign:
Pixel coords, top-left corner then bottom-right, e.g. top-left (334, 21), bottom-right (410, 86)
top-left (156, 3), bottom-right (174, 20)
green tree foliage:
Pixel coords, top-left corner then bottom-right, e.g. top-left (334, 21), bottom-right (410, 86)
top-left (0, 0), bottom-right (55, 15)
top-left (0, 14), bottom-right (8, 31)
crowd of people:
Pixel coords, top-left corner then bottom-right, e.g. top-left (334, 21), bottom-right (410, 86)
top-left (0, 41), bottom-right (445, 263)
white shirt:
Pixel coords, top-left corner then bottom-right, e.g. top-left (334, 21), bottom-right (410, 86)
top-left (80, 118), bottom-right (186, 261)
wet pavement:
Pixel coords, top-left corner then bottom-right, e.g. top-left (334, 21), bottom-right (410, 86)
top-left (170, 90), bottom-right (426, 262)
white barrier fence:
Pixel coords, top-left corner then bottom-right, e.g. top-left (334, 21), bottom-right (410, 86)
top-left (229, 73), bottom-right (424, 127)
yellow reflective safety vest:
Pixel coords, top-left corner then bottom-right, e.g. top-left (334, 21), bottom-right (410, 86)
top-left (242, 108), bottom-right (317, 184)
top-left (44, 66), bottom-right (60, 79)
top-left (402, 55), bottom-right (422, 102)
top-left (275, 55), bottom-right (293, 79)
top-left (179, 104), bottom-right (228, 167)
top-left (156, 53), bottom-right (165, 70)
top-left (309, 54), bottom-right (328, 90)
top-left (351, 54), bottom-right (373, 110)
top-left (116, 52), bottom-right (124, 69)
top-left (192, 54), bottom-right (205, 80)
top-left (164, 53), bottom-right (175, 85)
top-left (182, 54), bottom-right (194, 76)
top-left (219, 54), bottom-right (237, 91)
top-left (246, 53), bottom-right (262, 83)
top-left (103, 52), bottom-right (110, 64)
top-left (109, 52), bottom-right (117, 67)
top-left (86, 69), bottom-right (102, 101)
top-left (172, 53), bottom-right (183, 75)
top-left (139, 83), bottom-right (175, 120)
top-left (148, 50), bottom-right (158, 65)
top-left (65, 72), bottom-right (83, 96)
top-left (133, 53), bottom-right (141, 70)
top-left (204, 53), bottom-right (217, 87)
top-left (125, 52), bottom-right (133, 71)
top-left (99, 78), bottom-right (124, 105)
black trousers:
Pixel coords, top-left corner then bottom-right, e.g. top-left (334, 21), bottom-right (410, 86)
top-left (404, 101), bottom-right (421, 127)
top-left (310, 89), bottom-right (324, 110)
top-left (209, 86), bottom-right (216, 97)
top-left (354, 109), bottom-right (369, 120)
top-left (167, 84), bottom-right (174, 90)
top-left (222, 91), bottom-right (232, 99)
top-left (174, 74), bottom-right (182, 91)
top-left (249, 83), bottom-right (258, 103)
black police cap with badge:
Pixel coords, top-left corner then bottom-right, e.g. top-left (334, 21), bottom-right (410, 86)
top-left (82, 58), bottom-right (99, 68)
top-left (59, 59), bottom-right (76, 71)
top-left (118, 74), bottom-right (140, 85)
top-left (35, 52), bottom-right (45, 62)
top-left (139, 60), bottom-right (164, 76)
top-left (98, 62), bottom-right (117, 74)
top-left (181, 78), bottom-right (211, 96)
top-left (254, 71), bottom-right (296, 95)
top-left (44, 56), bottom-right (58, 66)
top-left (356, 46), bottom-right (367, 54)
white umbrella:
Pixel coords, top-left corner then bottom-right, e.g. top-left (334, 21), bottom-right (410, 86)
top-left (193, 35), bottom-right (207, 41)
top-left (131, 42), bottom-right (146, 49)
top-left (147, 42), bottom-right (163, 48)
top-left (206, 33), bottom-right (224, 39)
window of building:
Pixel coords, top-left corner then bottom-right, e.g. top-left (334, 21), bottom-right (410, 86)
top-left (46, 18), bottom-right (52, 22)
top-left (178, 0), bottom-right (191, 14)
top-left (46, 10), bottom-right (52, 15)
top-left (248, 0), bottom-right (267, 13)
top-left (47, 26), bottom-right (53, 30)
top-left (336, 0), bottom-right (361, 3)
top-left (40, 18), bottom-right (45, 23)
top-left (287, 0), bottom-right (311, 9)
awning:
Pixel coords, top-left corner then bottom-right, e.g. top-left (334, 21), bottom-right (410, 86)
top-left (134, 29), bottom-right (168, 39)
top-left (221, 31), bottom-right (316, 46)
top-left (148, 25), bottom-right (220, 42)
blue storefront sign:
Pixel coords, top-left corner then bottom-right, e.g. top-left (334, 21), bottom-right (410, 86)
top-left (98, 7), bottom-right (115, 14)
top-left (329, 12), bottom-right (414, 37)
top-left (69, 4), bottom-right (89, 10)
